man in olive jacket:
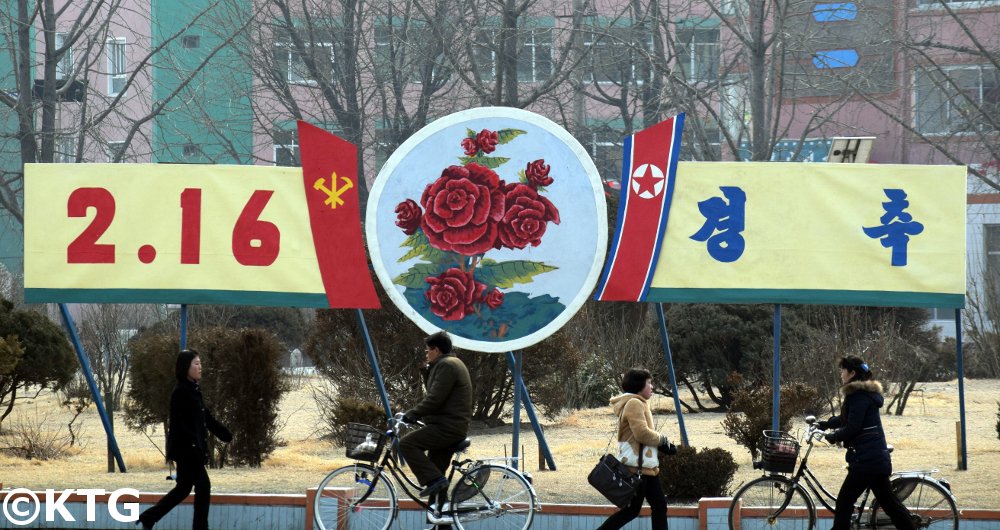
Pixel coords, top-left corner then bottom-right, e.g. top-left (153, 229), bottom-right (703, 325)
top-left (399, 331), bottom-right (472, 497)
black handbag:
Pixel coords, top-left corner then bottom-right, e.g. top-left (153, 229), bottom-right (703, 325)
top-left (588, 408), bottom-right (644, 509)
top-left (588, 453), bottom-right (642, 509)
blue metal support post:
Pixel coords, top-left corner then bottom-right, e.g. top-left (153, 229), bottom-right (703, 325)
top-left (59, 303), bottom-right (126, 472)
top-left (771, 304), bottom-right (782, 433)
top-left (955, 308), bottom-right (968, 470)
top-left (511, 351), bottom-right (522, 470)
top-left (355, 309), bottom-right (393, 419)
top-left (179, 304), bottom-right (188, 350)
top-left (655, 303), bottom-right (689, 446)
top-left (505, 352), bottom-right (557, 470)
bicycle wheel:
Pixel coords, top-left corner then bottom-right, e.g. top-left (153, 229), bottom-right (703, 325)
top-left (729, 476), bottom-right (816, 530)
top-left (314, 463), bottom-right (397, 530)
top-left (451, 464), bottom-right (536, 530)
top-left (870, 477), bottom-right (958, 530)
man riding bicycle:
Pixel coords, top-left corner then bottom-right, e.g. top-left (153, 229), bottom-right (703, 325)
top-left (399, 331), bottom-right (473, 503)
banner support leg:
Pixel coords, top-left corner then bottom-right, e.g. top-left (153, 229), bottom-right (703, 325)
top-left (655, 303), bottom-right (689, 446)
top-left (771, 304), bottom-right (782, 433)
top-left (354, 309), bottom-right (393, 420)
top-left (955, 308), bottom-right (968, 470)
top-left (58, 303), bottom-right (126, 472)
top-left (505, 352), bottom-right (557, 470)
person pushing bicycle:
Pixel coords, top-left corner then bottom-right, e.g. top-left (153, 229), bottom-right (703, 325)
top-left (818, 356), bottom-right (915, 530)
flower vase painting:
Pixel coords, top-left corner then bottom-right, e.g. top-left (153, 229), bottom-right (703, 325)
top-left (367, 107), bottom-right (608, 353)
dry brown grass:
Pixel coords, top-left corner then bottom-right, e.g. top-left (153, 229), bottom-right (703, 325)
top-left (0, 377), bottom-right (997, 509)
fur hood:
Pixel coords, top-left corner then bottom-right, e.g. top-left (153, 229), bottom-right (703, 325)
top-left (609, 393), bottom-right (645, 416)
top-left (841, 380), bottom-right (883, 396)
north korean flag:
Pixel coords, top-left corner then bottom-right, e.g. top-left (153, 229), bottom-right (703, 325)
top-left (594, 114), bottom-right (685, 302)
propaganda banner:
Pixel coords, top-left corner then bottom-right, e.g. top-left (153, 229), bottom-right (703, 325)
top-left (638, 162), bottom-right (966, 308)
top-left (24, 125), bottom-right (379, 308)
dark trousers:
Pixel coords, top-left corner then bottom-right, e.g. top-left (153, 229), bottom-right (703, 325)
top-left (597, 474), bottom-right (668, 530)
top-left (832, 470), bottom-right (915, 530)
top-left (399, 423), bottom-right (464, 485)
top-left (140, 458), bottom-right (212, 530)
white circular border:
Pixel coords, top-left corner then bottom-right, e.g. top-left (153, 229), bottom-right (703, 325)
top-left (366, 107), bottom-right (608, 353)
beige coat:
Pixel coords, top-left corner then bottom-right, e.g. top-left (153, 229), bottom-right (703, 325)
top-left (610, 393), bottom-right (664, 476)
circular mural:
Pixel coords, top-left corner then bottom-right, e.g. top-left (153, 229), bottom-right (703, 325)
top-left (366, 107), bottom-right (608, 353)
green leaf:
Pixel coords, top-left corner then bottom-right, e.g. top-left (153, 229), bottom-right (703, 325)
top-left (393, 263), bottom-right (448, 289)
top-left (497, 129), bottom-right (527, 145)
top-left (475, 260), bottom-right (557, 289)
top-left (459, 156), bottom-right (509, 169)
top-left (466, 128), bottom-right (477, 139)
top-left (397, 232), bottom-right (456, 264)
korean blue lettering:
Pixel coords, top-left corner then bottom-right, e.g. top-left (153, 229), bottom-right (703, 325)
top-left (690, 186), bottom-right (746, 263)
top-left (862, 188), bottom-right (924, 266)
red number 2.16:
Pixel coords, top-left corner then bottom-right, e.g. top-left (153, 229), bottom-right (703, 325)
top-left (66, 187), bottom-right (280, 266)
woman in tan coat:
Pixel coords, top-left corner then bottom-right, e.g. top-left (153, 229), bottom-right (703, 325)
top-left (598, 368), bottom-right (676, 530)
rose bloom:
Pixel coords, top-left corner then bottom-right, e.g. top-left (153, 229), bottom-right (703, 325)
top-left (420, 163), bottom-right (506, 256)
top-left (484, 288), bottom-right (504, 309)
top-left (525, 159), bottom-right (553, 188)
top-left (425, 268), bottom-right (486, 321)
top-left (394, 199), bottom-right (422, 235)
top-left (475, 129), bottom-right (499, 154)
top-left (497, 183), bottom-right (561, 249)
top-left (461, 137), bottom-right (479, 156)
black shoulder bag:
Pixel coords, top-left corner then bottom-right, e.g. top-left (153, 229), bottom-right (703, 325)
top-left (587, 409), bottom-right (642, 509)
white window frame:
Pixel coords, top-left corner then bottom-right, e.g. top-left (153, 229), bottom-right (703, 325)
top-left (274, 36), bottom-right (333, 86)
top-left (55, 32), bottom-right (73, 79)
top-left (677, 28), bottom-right (720, 83)
top-left (106, 141), bottom-right (125, 162)
top-left (914, 64), bottom-right (999, 135)
top-left (273, 131), bottom-right (299, 166)
top-left (55, 135), bottom-right (76, 163)
top-left (107, 37), bottom-right (127, 96)
top-left (517, 28), bottom-right (553, 83)
top-left (914, 0), bottom-right (1000, 9)
top-left (583, 28), bottom-right (652, 85)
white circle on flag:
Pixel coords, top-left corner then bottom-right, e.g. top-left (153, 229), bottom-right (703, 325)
top-left (630, 163), bottom-right (665, 199)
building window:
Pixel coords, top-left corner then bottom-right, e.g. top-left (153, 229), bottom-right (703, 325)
top-left (55, 136), bottom-right (76, 163)
top-left (106, 141), bottom-right (125, 162)
top-left (55, 32), bottom-right (73, 79)
top-left (580, 124), bottom-right (624, 189)
top-left (106, 37), bottom-right (127, 96)
top-left (914, 65), bottom-right (999, 134)
top-left (583, 26), bottom-right (652, 84)
top-left (182, 35), bottom-right (201, 48)
top-left (676, 28), bottom-right (719, 83)
top-left (472, 26), bottom-right (553, 83)
top-left (373, 23), bottom-right (448, 84)
top-left (273, 128), bottom-right (299, 166)
top-left (517, 28), bottom-right (552, 82)
top-left (986, 225), bottom-right (1000, 296)
top-left (273, 29), bottom-right (334, 85)
top-left (915, 0), bottom-right (1000, 6)
top-left (929, 307), bottom-right (954, 320)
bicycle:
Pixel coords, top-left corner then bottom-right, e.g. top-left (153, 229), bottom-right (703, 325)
top-left (728, 416), bottom-right (958, 530)
top-left (314, 415), bottom-right (539, 530)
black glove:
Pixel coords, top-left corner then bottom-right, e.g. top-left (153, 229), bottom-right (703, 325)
top-left (401, 412), bottom-right (418, 424)
top-left (816, 420), bottom-right (830, 430)
top-left (823, 432), bottom-right (836, 444)
top-left (661, 442), bottom-right (678, 456)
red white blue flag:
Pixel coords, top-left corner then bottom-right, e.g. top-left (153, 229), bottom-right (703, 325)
top-left (594, 114), bottom-right (685, 301)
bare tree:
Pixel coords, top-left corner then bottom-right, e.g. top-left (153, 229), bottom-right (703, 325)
top-left (77, 303), bottom-right (160, 410)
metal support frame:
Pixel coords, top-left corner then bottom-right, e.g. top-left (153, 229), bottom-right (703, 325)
top-left (955, 308), bottom-right (968, 470)
top-left (772, 304), bottom-right (782, 433)
top-left (505, 352), bottom-right (557, 471)
top-left (355, 309), bottom-right (393, 420)
top-left (58, 303), bottom-right (126, 472)
top-left (655, 303), bottom-right (689, 446)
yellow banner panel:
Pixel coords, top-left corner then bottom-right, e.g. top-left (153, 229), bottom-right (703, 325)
top-left (24, 164), bottom-right (327, 305)
top-left (648, 162), bottom-right (966, 307)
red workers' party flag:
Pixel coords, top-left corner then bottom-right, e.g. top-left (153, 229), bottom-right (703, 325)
top-left (298, 121), bottom-right (380, 308)
top-left (594, 114), bottom-right (685, 302)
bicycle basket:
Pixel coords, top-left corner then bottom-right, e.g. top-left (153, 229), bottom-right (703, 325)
top-left (345, 423), bottom-right (386, 461)
top-left (761, 431), bottom-right (800, 473)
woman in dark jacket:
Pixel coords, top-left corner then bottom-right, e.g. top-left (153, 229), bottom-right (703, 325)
top-left (138, 350), bottom-right (232, 530)
top-left (819, 356), bottom-right (914, 530)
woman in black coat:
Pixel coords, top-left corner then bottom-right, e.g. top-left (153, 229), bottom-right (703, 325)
top-left (819, 356), bottom-right (914, 530)
top-left (139, 350), bottom-right (232, 530)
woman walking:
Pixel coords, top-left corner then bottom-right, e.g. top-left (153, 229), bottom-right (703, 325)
top-left (597, 368), bottom-right (677, 530)
top-left (138, 350), bottom-right (232, 530)
top-left (819, 356), bottom-right (915, 530)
